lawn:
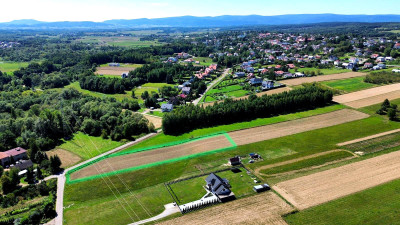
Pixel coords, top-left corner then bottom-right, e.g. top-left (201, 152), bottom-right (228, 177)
top-left (284, 178), bottom-right (400, 225)
top-left (321, 76), bottom-right (376, 93)
top-left (169, 167), bottom-right (256, 204)
top-left (0, 61), bottom-right (29, 72)
top-left (124, 104), bottom-right (346, 152)
top-left (146, 110), bottom-right (164, 118)
top-left (289, 68), bottom-right (350, 75)
top-left (58, 132), bottom-right (123, 160)
top-left (260, 151), bottom-right (354, 175)
top-left (192, 57), bottom-right (214, 66)
top-left (109, 40), bottom-right (161, 48)
top-left (65, 82), bottom-right (130, 101)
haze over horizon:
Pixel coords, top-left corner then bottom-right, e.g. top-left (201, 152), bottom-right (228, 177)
top-left (2, 0), bottom-right (400, 23)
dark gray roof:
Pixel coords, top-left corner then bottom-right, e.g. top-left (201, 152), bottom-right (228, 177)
top-left (205, 173), bottom-right (231, 196)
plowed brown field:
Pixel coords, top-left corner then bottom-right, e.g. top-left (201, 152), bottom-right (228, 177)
top-left (333, 83), bottom-right (400, 108)
top-left (273, 150), bottom-right (400, 210)
top-left (95, 66), bottom-right (138, 76)
top-left (159, 191), bottom-right (293, 225)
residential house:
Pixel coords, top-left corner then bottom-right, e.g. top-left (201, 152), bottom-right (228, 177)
top-left (182, 87), bottom-right (191, 95)
top-left (262, 80), bottom-right (274, 90)
top-left (0, 147), bottom-right (28, 166)
top-left (205, 173), bottom-right (235, 201)
top-left (363, 63), bottom-right (373, 69)
top-left (229, 157), bottom-right (241, 166)
top-left (377, 63), bottom-right (386, 69)
top-left (376, 57), bottom-right (386, 63)
top-left (394, 43), bottom-right (400, 49)
top-left (234, 72), bottom-right (246, 78)
top-left (161, 104), bottom-right (174, 112)
top-left (249, 78), bottom-right (263, 85)
top-left (121, 72), bottom-right (129, 78)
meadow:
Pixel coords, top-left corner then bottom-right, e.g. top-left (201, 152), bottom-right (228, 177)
top-left (0, 61), bottom-right (29, 72)
top-left (321, 76), bottom-right (376, 92)
top-left (57, 132), bottom-right (123, 160)
top-left (65, 82), bottom-right (130, 101)
top-left (289, 67), bottom-right (350, 75)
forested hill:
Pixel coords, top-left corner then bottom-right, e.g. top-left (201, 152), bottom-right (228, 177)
top-left (2, 14), bottom-right (400, 29)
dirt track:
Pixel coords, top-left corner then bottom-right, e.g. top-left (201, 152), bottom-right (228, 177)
top-left (159, 191), bottom-right (293, 225)
top-left (229, 109), bottom-right (369, 146)
top-left (280, 72), bottom-right (365, 86)
top-left (70, 135), bottom-right (232, 180)
top-left (273, 150), bottom-right (400, 210)
top-left (95, 66), bottom-right (138, 76)
top-left (333, 83), bottom-right (400, 108)
top-left (70, 109), bottom-right (368, 180)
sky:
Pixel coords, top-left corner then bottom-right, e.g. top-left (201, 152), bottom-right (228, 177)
top-left (1, 0), bottom-right (400, 22)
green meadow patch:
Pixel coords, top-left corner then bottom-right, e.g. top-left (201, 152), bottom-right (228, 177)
top-left (0, 61), bottom-right (29, 72)
top-left (321, 76), bottom-right (376, 93)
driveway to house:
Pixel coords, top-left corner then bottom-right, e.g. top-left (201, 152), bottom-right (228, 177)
top-left (53, 131), bottom-right (161, 225)
top-left (193, 68), bottom-right (231, 105)
top-left (128, 203), bottom-right (180, 225)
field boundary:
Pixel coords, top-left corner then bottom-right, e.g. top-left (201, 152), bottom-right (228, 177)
top-left (66, 133), bottom-right (237, 184)
top-left (337, 128), bottom-right (400, 146)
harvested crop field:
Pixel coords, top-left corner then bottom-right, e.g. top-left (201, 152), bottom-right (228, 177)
top-left (280, 72), bottom-right (366, 86)
top-left (46, 149), bottom-right (81, 168)
top-left (70, 135), bottom-right (233, 180)
top-left (333, 83), bottom-right (400, 108)
top-left (143, 114), bottom-right (162, 129)
top-left (201, 87), bottom-right (292, 107)
top-left (229, 109), bottom-right (369, 146)
top-left (160, 191), bottom-right (293, 225)
top-left (273, 150), bottom-right (400, 210)
top-left (95, 66), bottom-right (138, 76)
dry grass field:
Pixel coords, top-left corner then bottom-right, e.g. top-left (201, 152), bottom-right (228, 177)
top-left (159, 191), bottom-right (294, 225)
top-left (95, 66), bottom-right (138, 76)
top-left (70, 135), bottom-right (233, 180)
top-left (143, 114), bottom-right (162, 129)
top-left (273, 150), bottom-right (400, 210)
top-left (333, 83), bottom-right (400, 108)
top-left (229, 109), bottom-right (369, 146)
top-left (280, 72), bottom-right (366, 86)
top-left (46, 149), bottom-right (82, 168)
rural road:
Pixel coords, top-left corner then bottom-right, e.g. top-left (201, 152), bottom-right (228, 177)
top-left (128, 203), bottom-right (180, 225)
top-left (53, 131), bottom-right (161, 225)
top-left (193, 68), bottom-right (231, 105)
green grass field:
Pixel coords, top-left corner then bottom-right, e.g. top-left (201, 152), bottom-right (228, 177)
top-left (58, 132), bottom-right (123, 160)
top-left (260, 151), bottom-right (354, 175)
top-left (65, 82), bottom-right (130, 101)
top-left (284, 178), bottom-right (400, 225)
top-left (192, 57), bottom-right (214, 66)
top-left (0, 61), bottom-right (29, 72)
top-left (321, 76), bottom-right (377, 93)
top-left (99, 63), bottom-right (143, 68)
top-left (146, 110), bottom-right (164, 118)
top-left (344, 131), bottom-right (400, 154)
top-left (134, 83), bottom-right (176, 103)
top-left (64, 110), bottom-right (400, 225)
top-left (125, 104), bottom-right (346, 151)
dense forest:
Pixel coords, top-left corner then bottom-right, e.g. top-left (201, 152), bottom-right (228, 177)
top-left (162, 85), bottom-right (333, 134)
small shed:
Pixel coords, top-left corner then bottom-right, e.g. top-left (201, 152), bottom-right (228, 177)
top-left (229, 156), bottom-right (241, 166)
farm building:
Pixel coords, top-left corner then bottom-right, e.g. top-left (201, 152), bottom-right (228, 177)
top-left (229, 156), bottom-right (241, 166)
top-left (205, 173), bottom-right (235, 202)
top-left (11, 159), bottom-right (33, 171)
top-left (0, 147), bottom-right (28, 166)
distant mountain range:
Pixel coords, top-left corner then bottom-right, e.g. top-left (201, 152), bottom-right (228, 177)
top-left (2, 14), bottom-right (400, 29)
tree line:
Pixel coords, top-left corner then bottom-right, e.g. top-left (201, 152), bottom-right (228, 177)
top-left (162, 84), bottom-right (333, 134)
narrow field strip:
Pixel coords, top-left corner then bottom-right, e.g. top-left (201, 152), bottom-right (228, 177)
top-left (69, 133), bottom-right (236, 182)
top-left (229, 109), bottom-right (369, 146)
top-left (333, 83), bottom-right (400, 108)
top-left (280, 72), bottom-right (366, 86)
top-left (254, 149), bottom-right (357, 176)
top-left (273, 150), bottom-right (400, 210)
top-left (338, 128), bottom-right (400, 146)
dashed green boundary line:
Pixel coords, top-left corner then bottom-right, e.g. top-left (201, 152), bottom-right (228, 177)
top-left (66, 133), bottom-right (237, 184)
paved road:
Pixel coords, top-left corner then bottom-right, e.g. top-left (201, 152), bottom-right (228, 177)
top-left (192, 68), bottom-right (230, 105)
top-left (53, 131), bottom-right (161, 225)
top-left (128, 203), bottom-right (180, 225)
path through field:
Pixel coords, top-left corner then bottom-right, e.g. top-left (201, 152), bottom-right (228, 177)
top-left (273, 150), bottom-right (400, 210)
top-left (333, 83), bottom-right (400, 108)
top-left (70, 109), bottom-right (368, 180)
top-left (159, 191), bottom-right (294, 225)
top-left (280, 72), bottom-right (365, 86)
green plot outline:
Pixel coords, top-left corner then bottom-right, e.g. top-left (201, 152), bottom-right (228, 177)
top-left (66, 132), bottom-right (238, 184)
